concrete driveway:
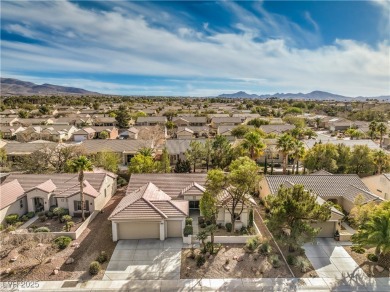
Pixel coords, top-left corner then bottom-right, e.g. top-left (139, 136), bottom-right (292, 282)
top-left (304, 238), bottom-right (367, 280)
top-left (103, 238), bottom-right (183, 280)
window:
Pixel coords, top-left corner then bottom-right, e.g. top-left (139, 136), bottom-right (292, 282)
top-left (104, 189), bottom-right (107, 197)
top-left (20, 200), bottom-right (23, 209)
top-left (74, 200), bottom-right (89, 211)
top-left (234, 213), bottom-right (241, 221)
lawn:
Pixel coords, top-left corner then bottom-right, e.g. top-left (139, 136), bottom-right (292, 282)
top-left (0, 188), bottom-right (125, 281)
top-left (344, 246), bottom-right (390, 278)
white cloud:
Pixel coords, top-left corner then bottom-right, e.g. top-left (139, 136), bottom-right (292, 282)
top-left (1, 0), bottom-right (389, 96)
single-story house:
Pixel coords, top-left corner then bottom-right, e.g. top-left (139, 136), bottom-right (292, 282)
top-left (210, 117), bottom-right (242, 128)
top-left (173, 117), bottom-right (207, 127)
top-left (165, 139), bottom-right (207, 165)
top-left (0, 171), bottom-right (117, 223)
top-left (119, 127), bottom-right (139, 139)
top-left (109, 173), bottom-right (255, 241)
top-left (176, 128), bottom-right (195, 139)
top-left (259, 173), bottom-right (384, 237)
top-left (136, 116), bottom-right (167, 126)
top-left (362, 173), bottom-right (390, 200)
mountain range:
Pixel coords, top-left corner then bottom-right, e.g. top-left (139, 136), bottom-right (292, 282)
top-left (0, 78), bottom-right (100, 96)
top-left (218, 90), bottom-right (390, 101)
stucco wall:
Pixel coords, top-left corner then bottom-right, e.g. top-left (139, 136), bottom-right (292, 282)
top-left (0, 197), bottom-right (27, 224)
top-left (362, 175), bottom-right (390, 200)
top-left (26, 189), bottom-right (51, 212)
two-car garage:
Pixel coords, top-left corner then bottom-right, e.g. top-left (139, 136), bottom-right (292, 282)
top-left (114, 219), bottom-right (184, 241)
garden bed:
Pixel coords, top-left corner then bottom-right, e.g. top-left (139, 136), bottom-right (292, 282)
top-left (181, 244), bottom-right (292, 279)
top-left (254, 203), bottom-right (318, 278)
top-left (27, 217), bottom-right (84, 232)
top-left (344, 246), bottom-right (389, 278)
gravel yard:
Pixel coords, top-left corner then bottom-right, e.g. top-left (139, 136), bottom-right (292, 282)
top-left (0, 188), bottom-right (125, 281)
top-left (28, 217), bottom-right (84, 232)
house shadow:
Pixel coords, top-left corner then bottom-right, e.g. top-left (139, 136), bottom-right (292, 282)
top-left (329, 269), bottom-right (378, 291)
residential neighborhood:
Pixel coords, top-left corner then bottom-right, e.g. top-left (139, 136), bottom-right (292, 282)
top-left (1, 0), bottom-right (390, 291)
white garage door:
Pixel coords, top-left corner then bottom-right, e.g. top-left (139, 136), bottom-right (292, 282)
top-left (167, 220), bottom-right (182, 238)
top-left (312, 222), bottom-right (335, 237)
top-left (118, 221), bottom-right (159, 239)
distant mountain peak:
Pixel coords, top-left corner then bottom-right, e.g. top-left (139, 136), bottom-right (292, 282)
top-left (0, 77), bottom-right (101, 96)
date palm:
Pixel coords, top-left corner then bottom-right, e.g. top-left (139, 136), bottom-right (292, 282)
top-left (67, 156), bottom-right (93, 221)
top-left (377, 123), bottom-right (387, 148)
top-left (242, 131), bottom-right (266, 160)
top-left (292, 140), bottom-right (305, 174)
top-left (369, 121), bottom-right (378, 140)
top-left (277, 133), bottom-right (295, 174)
top-left (352, 209), bottom-right (390, 269)
top-left (138, 147), bottom-right (154, 157)
top-left (373, 150), bottom-right (390, 174)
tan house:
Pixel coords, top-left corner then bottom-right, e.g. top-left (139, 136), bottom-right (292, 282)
top-left (362, 173), bottom-right (390, 200)
top-left (110, 173), bottom-right (255, 241)
top-left (0, 171), bottom-right (117, 223)
top-left (176, 128), bottom-right (194, 139)
top-left (259, 173), bottom-right (384, 237)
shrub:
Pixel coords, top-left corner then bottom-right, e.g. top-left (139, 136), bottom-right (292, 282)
top-left (117, 177), bottom-right (127, 187)
top-left (26, 212), bottom-right (35, 218)
top-left (198, 216), bottom-right (205, 225)
top-left (89, 261), bottom-right (101, 275)
top-left (5, 214), bottom-right (19, 225)
top-left (96, 251), bottom-right (108, 264)
top-left (351, 245), bottom-right (365, 254)
top-left (217, 223), bottom-right (223, 229)
top-left (196, 255), bottom-right (205, 267)
top-left (205, 220), bottom-right (211, 226)
top-left (185, 217), bottom-right (193, 226)
top-left (21, 215), bottom-right (29, 222)
top-left (240, 226), bottom-right (248, 235)
top-left (205, 242), bottom-right (214, 253)
top-left (0, 224), bottom-right (4, 231)
top-left (62, 215), bottom-right (72, 222)
top-left (53, 207), bottom-right (66, 218)
top-left (259, 241), bottom-right (272, 255)
top-left (296, 256), bottom-right (310, 272)
top-left (269, 254), bottom-right (280, 268)
top-left (39, 215), bottom-right (47, 222)
top-left (37, 211), bottom-right (45, 217)
top-left (367, 254), bottom-right (378, 262)
top-left (183, 225), bottom-right (193, 237)
top-left (14, 222), bottom-right (23, 228)
top-left (46, 212), bottom-right (54, 219)
top-left (287, 254), bottom-right (296, 266)
top-left (225, 223), bottom-right (232, 232)
top-left (53, 236), bottom-right (72, 250)
top-left (63, 221), bottom-right (75, 232)
top-left (35, 227), bottom-right (50, 233)
top-left (248, 210), bottom-right (254, 227)
top-left (6, 225), bottom-right (16, 232)
top-left (200, 223), bottom-right (207, 228)
top-left (49, 205), bottom-right (57, 212)
top-left (246, 236), bottom-right (260, 251)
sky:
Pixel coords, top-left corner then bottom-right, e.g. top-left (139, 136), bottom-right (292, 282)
top-left (1, 0), bottom-right (389, 97)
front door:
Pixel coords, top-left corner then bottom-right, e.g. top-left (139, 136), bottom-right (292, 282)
top-left (34, 197), bottom-right (44, 212)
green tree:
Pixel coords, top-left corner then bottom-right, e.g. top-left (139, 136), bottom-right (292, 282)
top-left (18, 110), bottom-right (28, 118)
top-left (202, 139), bottom-right (213, 171)
top-left (115, 105), bottom-right (131, 128)
top-left (373, 150), bottom-right (390, 174)
top-left (231, 125), bottom-right (250, 138)
top-left (242, 131), bottom-right (266, 160)
top-left (39, 105), bottom-right (50, 115)
top-left (128, 153), bottom-right (157, 174)
top-left (200, 190), bottom-right (218, 253)
top-left (185, 141), bottom-right (203, 172)
top-left (99, 130), bottom-right (109, 139)
top-left (276, 133), bottom-right (295, 174)
top-left (266, 184), bottom-right (332, 251)
top-left (247, 118), bottom-right (270, 128)
top-left (314, 117), bottom-right (322, 129)
top-left (212, 135), bottom-right (233, 169)
top-left (349, 145), bottom-right (374, 174)
top-left (291, 140), bottom-right (305, 174)
top-left (303, 143), bottom-right (339, 173)
top-left (335, 144), bottom-right (351, 173)
top-left (351, 203), bottom-right (390, 268)
top-left (67, 156), bottom-right (93, 221)
top-left (93, 151), bottom-right (121, 173)
top-left (138, 147), bottom-right (154, 157)
top-left (0, 148), bottom-right (7, 167)
top-left (92, 102), bottom-right (100, 110)
top-left (368, 121), bottom-right (378, 140)
top-left (174, 158), bottom-right (191, 173)
top-left (377, 123), bottom-right (387, 148)
top-left (159, 147), bottom-right (171, 173)
top-left (345, 128), bottom-right (364, 140)
top-left (206, 157), bottom-right (259, 233)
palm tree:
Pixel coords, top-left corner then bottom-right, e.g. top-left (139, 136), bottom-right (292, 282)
top-left (352, 210), bottom-right (390, 269)
top-left (138, 147), bottom-right (154, 157)
top-left (276, 133), bottom-right (295, 174)
top-left (68, 156), bottom-right (93, 221)
top-left (242, 131), bottom-right (266, 160)
top-left (373, 150), bottom-right (389, 174)
top-left (369, 121), bottom-right (378, 140)
top-left (292, 140), bottom-right (305, 174)
top-left (377, 123), bottom-right (387, 148)
top-left (314, 117), bottom-right (322, 129)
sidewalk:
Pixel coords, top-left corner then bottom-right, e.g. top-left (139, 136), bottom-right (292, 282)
top-left (6, 277), bottom-right (389, 291)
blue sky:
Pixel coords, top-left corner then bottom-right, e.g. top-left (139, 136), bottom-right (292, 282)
top-left (1, 0), bottom-right (389, 96)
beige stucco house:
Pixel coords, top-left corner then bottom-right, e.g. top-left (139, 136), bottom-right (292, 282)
top-left (0, 171), bottom-right (117, 223)
top-left (109, 173), bottom-right (255, 241)
top-left (362, 173), bottom-right (390, 200)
